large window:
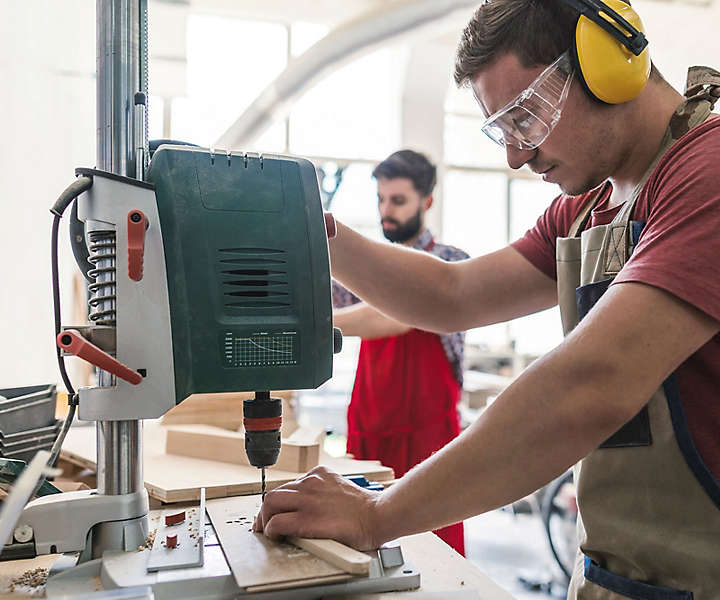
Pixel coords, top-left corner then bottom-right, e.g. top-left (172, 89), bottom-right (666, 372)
top-left (289, 48), bottom-right (405, 159)
top-left (151, 14), bottom-right (404, 161)
top-left (172, 15), bottom-right (289, 148)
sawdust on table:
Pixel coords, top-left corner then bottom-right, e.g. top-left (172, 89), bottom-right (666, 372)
top-left (9, 567), bottom-right (49, 596)
top-left (138, 527), bottom-right (158, 551)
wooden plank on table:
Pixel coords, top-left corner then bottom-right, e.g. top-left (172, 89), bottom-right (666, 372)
top-left (165, 425), bottom-right (320, 472)
top-left (60, 422), bottom-right (394, 504)
top-left (206, 496), bottom-right (353, 590)
top-left (289, 537), bottom-right (371, 576)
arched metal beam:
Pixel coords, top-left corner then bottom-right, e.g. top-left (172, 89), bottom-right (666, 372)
top-left (213, 0), bottom-right (477, 149)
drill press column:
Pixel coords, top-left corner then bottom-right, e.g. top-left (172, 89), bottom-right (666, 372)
top-left (89, 0), bottom-right (148, 558)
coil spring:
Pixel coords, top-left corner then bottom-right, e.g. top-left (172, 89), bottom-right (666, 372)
top-left (87, 231), bottom-right (117, 326)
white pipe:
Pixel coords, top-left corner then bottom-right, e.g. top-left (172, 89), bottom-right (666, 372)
top-left (213, 0), bottom-right (477, 150)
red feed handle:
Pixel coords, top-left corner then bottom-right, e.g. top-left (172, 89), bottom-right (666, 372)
top-left (57, 330), bottom-right (143, 385)
top-left (128, 210), bottom-right (148, 282)
top-left (324, 212), bottom-right (337, 239)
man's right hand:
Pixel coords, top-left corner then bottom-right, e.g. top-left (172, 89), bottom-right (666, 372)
top-left (253, 466), bottom-right (385, 550)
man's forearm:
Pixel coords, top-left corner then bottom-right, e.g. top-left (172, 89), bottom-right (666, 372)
top-left (330, 222), bottom-right (558, 333)
top-left (334, 303), bottom-right (411, 339)
top-left (371, 335), bottom-right (648, 545)
top-left (369, 282), bottom-right (719, 545)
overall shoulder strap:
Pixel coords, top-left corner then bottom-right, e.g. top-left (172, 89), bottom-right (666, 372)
top-left (673, 66), bottom-right (720, 139)
top-left (567, 184), bottom-right (610, 238)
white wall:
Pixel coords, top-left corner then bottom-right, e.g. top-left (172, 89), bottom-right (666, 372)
top-left (634, 1), bottom-right (720, 92)
top-left (0, 1), bottom-right (96, 389)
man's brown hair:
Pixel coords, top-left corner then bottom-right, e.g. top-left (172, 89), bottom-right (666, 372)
top-left (372, 150), bottom-right (437, 197)
top-left (454, 0), bottom-right (579, 87)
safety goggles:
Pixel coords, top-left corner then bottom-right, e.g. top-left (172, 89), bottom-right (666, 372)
top-left (478, 52), bottom-right (574, 151)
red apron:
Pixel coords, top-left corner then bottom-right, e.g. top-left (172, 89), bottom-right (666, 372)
top-left (347, 327), bottom-right (465, 555)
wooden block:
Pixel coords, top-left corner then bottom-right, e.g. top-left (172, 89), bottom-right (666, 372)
top-left (53, 480), bottom-right (91, 493)
top-left (285, 426), bottom-right (326, 446)
top-left (165, 425), bottom-right (320, 472)
top-left (289, 537), bottom-right (371, 576)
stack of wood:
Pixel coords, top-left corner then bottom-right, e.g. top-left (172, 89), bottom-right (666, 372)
top-left (165, 424), bottom-right (325, 473)
top-left (161, 391), bottom-right (298, 436)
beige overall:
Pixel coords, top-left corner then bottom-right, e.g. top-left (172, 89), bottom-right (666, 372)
top-left (556, 66), bottom-right (720, 600)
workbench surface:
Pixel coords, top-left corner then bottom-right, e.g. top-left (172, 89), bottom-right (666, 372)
top-left (0, 531), bottom-right (515, 599)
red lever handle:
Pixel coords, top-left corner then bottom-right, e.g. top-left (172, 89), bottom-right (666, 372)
top-left (128, 210), bottom-right (148, 282)
top-left (57, 330), bottom-right (143, 385)
top-left (324, 212), bottom-right (337, 239)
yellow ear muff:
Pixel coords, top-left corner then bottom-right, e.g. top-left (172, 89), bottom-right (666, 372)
top-left (574, 0), bottom-right (651, 104)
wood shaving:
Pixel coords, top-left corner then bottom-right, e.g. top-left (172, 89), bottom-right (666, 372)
top-left (145, 528), bottom-right (157, 548)
top-left (10, 567), bottom-right (49, 594)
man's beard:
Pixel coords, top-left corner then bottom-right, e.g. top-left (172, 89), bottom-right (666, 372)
top-left (382, 208), bottom-right (422, 243)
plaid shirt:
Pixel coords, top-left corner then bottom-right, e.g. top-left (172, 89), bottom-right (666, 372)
top-left (332, 229), bottom-right (469, 387)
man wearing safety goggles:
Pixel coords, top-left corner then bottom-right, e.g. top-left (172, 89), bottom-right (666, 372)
top-left (257, 2), bottom-right (720, 598)
top-left (477, 51), bottom-right (574, 153)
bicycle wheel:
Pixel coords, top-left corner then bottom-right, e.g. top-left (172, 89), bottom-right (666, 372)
top-left (541, 470), bottom-right (577, 580)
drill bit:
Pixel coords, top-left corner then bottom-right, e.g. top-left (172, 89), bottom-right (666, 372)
top-left (261, 467), bottom-right (266, 501)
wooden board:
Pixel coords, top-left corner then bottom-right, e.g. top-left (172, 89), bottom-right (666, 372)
top-left (165, 425), bottom-right (320, 472)
top-left (60, 422), bottom-right (394, 503)
top-left (206, 496), bottom-right (352, 591)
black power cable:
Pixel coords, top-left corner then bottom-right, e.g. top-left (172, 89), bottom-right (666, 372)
top-left (43, 177), bottom-right (93, 474)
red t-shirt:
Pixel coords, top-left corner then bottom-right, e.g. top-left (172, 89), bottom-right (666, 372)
top-left (512, 116), bottom-right (720, 480)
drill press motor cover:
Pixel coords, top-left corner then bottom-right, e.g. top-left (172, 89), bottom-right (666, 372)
top-left (146, 145), bottom-right (334, 399)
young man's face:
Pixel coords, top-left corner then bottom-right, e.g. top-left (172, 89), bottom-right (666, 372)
top-left (377, 177), bottom-right (428, 243)
top-left (471, 52), bottom-right (622, 196)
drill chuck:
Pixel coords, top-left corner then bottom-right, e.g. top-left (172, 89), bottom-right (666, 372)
top-left (243, 392), bottom-right (282, 468)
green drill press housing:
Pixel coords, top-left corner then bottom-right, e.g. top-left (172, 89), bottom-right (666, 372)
top-left (146, 146), bottom-right (333, 404)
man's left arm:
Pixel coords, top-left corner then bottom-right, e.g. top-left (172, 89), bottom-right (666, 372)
top-left (334, 303), bottom-right (412, 339)
top-left (255, 281), bottom-right (719, 549)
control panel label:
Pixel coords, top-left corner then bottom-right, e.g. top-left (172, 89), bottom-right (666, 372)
top-left (221, 330), bottom-right (299, 368)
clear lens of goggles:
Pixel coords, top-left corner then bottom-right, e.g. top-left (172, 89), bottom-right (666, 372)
top-left (481, 53), bottom-right (573, 151)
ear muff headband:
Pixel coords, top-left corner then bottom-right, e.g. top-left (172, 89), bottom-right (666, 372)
top-left (560, 0), bottom-right (651, 104)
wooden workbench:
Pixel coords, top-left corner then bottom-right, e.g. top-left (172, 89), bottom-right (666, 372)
top-left (0, 531), bottom-right (515, 599)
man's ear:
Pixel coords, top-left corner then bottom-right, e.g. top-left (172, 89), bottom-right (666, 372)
top-left (423, 195), bottom-right (434, 211)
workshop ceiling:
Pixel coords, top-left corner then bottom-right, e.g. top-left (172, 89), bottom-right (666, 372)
top-left (154, 0), bottom-right (716, 24)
